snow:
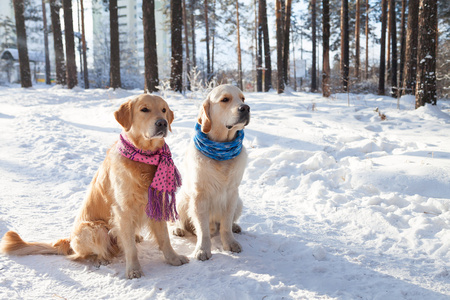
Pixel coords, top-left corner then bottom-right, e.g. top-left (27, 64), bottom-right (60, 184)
top-left (0, 85), bottom-right (449, 299)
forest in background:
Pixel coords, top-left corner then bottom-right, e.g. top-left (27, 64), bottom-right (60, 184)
top-left (1, 0), bottom-right (449, 109)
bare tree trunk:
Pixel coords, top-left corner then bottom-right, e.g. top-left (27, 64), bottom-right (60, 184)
top-left (355, 0), bottom-right (360, 80)
top-left (365, 0), bottom-right (369, 79)
top-left (389, 0), bottom-right (397, 97)
top-left (62, 0), bottom-right (78, 89)
top-left (340, 0), bottom-right (349, 92)
top-left (13, 0), bottom-right (32, 87)
top-left (256, 0), bottom-right (262, 92)
top-left (322, 0), bottom-right (330, 97)
top-left (42, 0), bottom-right (51, 85)
top-left (260, 0), bottom-right (271, 91)
top-left (50, 0), bottom-right (66, 85)
top-left (204, 0), bottom-right (211, 82)
top-left (236, 0), bottom-right (243, 90)
top-left (76, 0), bottom-right (82, 79)
top-left (399, 0), bottom-right (406, 90)
top-left (402, 0), bottom-right (419, 95)
top-left (254, 0), bottom-right (258, 91)
top-left (387, 0), bottom-right (391, 84)
top-left (415, 0), bottom-right (437, 108)
top-left (143, 0), bottom-right (159, 92)
top-left (80, 0), bottom-right (89, 89)
top-left (109, 0), bottom-right (121, 89)
top-left (378, 0), bottom-right (387, 95)
top-left (182, 0), bottom-right (190, 90)
top-left (282, 0), bottom-right (292, 86)
top-left (275, 0), bottom-right (284, 93)
top-left (292, 30), bottom-right (297, 91)
top-left (191, 0), bottom-right (196, 69)
top-left (211, 0), bottom-right (216, 77)
top-left (311, 0), bottom-right (317, 92)
top-left (171, 0), bottom-right (183, 92)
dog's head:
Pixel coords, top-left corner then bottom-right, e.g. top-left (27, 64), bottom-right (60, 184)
top-left (198, 84), bottom-right (250, 142)
top-left (114, 94), bottom-right (174, 151)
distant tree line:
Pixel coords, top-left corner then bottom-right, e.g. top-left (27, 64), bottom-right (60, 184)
top-left (7, 0), bottom-right (449, 109)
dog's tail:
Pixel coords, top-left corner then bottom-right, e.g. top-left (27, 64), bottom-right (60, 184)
top-left (0, 231), bottom-right (73, 256)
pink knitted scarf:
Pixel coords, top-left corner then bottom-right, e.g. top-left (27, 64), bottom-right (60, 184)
top-left (117, 133), bottom-right (181, 221)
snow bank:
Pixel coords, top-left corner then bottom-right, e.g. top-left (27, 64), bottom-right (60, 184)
top-left (0, 85), bottom-right (449, 299)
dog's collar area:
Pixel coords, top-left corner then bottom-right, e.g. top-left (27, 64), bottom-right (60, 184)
top-left (193, 123), bottom-right (244, 161)
top-left (117, 133), bottom-right (181, 221)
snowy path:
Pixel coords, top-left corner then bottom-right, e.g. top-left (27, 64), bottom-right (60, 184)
top-left (0, 85), bottom-right (449, 299)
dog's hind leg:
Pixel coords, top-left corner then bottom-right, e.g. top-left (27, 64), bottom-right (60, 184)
top-left (173, 191), bottom-right (194, 237)
top-left (70, 221), bottom-right (117, 264)
top-left (232, 196), bottom-right (243, 234)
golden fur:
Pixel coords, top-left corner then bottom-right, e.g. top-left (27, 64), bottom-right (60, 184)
top-left (174, 85), bottom-right (250, 260)
top-left (0, 94), bottom-right (188, 279)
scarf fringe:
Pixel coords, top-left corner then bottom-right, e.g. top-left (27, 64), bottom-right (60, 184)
top-left (146, 187), bottom-right (179, 222)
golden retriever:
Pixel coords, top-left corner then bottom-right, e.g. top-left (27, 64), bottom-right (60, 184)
top-left (0, 94), bottom-right (188, 279)
top-left (174, 84), bottom-right (250, 260)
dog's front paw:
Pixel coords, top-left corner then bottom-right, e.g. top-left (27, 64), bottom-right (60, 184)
top-left (194, 249), bottom-right (212, 261)
top-left (224, 240), bottom-right (242, 253)
top-left (126, 265), bottom-right (143, 279)
top-left (167, 254), bottom-right (189, 266)
top-left (232, 223), bottom-right (242, 234)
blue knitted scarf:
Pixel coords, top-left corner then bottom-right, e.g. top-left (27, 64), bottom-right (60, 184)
top-left (193, 123), bottom-right (244, 161)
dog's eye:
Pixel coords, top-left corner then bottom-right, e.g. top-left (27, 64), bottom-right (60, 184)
top-left (221, 97), bottom-right (229, 103)
top-left (141, 107), bottom-right (150, 113)
top-left (241, 97), bottom-right (245, 102)
top-left (162, 108), bottom-right (166, 113)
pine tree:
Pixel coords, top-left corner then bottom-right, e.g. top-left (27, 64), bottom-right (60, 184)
top-left (340, 0), bottom-right (349, 92)
top-left (256, 0), bottom-right (263, 92)
top-left (204, 0), bottom-right (211, 82)
top-left (365, 0), bottom-right (369, 80)
top-left (236, 0), bottom-right (243, 90)
top-left (182, 0), bottom-right (191, 90)
top-left (143, 0), bottom-right (159, 93)
top-left (13, 0), bottom-right (32, 88)
top-left (62, 0), bottom-right (77, 89)
top-left (276, 0), bottom-right (284, 93)
top-left (50, 0), bottom-right (65, 85)
top-left (322, 0), bottom-right (330, 97)
top-left (355, 0), bottom-right (360, 80)
top-left (259, 0), bottom-right (271, 91)
top-left (415, 0), bottom-right (437, 108)
top-left (399, 0), bottom-right (406, 90)
top-left (191, 0), bottom-right (197, 69)
top-left (378, 0), bottom-right (387, 95)
top-left (170, 0), bottom-right (183, 92)
top-left (109, 0), bottom-right (121, 89)
top-left (389, 0), bottom-right (397, 97)
top-left (80, 0), bottom-right (89, 88)
top-left (311, 0), bottom-right (317, 92)
top-left (402, 0), bottom-right (419, 95)
top-left (282, 0), bottom-right (292, 86)
top-left (41, 0), bottom-right (51, 85)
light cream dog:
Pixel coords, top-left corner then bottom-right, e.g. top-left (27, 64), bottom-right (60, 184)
top-left (174, 84), bottom-right (250, 260)
top-left (0, 94), bottom-right (188, 279)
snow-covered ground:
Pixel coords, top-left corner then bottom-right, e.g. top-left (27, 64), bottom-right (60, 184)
top-left (0, 85), bottom-right (449, 299)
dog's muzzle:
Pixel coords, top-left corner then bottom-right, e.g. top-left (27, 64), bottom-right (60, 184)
top-left (238, 104), bottom-right (250, 126)
top-left (154, 119), bottom-right (168, 137)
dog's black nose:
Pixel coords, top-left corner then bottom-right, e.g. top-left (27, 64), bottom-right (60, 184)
top-left (155, 119), bottom-right (168, 128)
top-left (238, 104), bottom-right (250, 113)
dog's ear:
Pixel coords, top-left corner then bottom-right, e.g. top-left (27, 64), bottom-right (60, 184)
top-left (167, 107), bottom-right (174, 132)
top-left (114, 100), bottom-right (133, 131)
top-left (197, 100), bottom-right (211, 133)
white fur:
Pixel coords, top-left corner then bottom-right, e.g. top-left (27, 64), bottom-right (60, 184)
top-left (175, 85), bottom-right (249, 260)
